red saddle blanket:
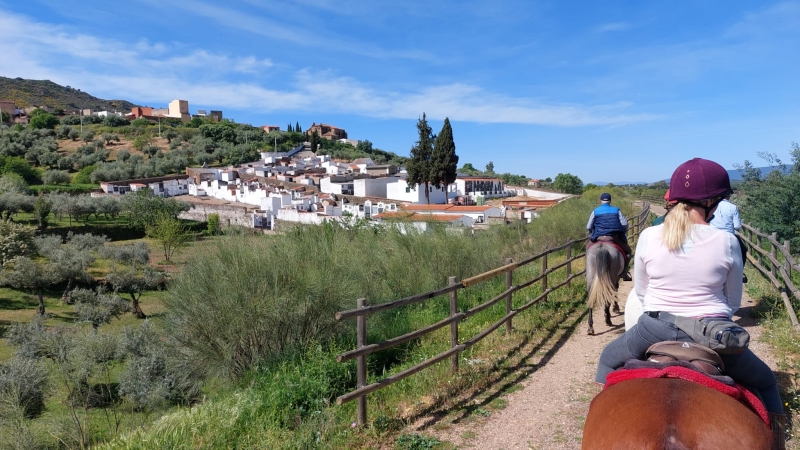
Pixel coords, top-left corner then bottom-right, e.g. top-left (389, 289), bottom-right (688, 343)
top-left (605, 366), bottom-right (769, 426)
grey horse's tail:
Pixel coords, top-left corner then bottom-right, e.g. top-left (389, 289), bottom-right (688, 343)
top-left (587, 246), bottom-right (617, 309)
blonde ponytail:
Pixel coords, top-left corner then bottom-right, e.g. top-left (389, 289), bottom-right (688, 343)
top-left (661, 203), bottom-right (693, 251)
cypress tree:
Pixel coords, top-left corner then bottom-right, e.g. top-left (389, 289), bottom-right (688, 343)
top-left (287, 123), bottom-right (292, 132)
top-left (431, 117), bottom-right (458, 200)
top-left (295, 121), bottom-right (302, 133)
top-left (406, 113), bottom-right (435, 204)
top-left (310, 131), bottom-right (319, 154)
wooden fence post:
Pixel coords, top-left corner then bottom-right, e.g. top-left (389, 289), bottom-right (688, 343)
top-left (449, 276), bottom-right (459, 374)
top-left (771, 233), bottom-right (778, 278)
top-left (786, 240), bottom-right (792, 279)
top-left (505, 259), bottom-right (513, 333)
top-left (356, 298), bottom-right (367, 426)
top-left (566, 244), bottom-right (572, 289)
top-left (542, 253), bottom-right (549, 303)
top-left (756, 228), bottom-right (763, 266)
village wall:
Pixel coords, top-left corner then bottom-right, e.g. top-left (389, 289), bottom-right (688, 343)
top-left (178, 201), bottom-right (253, 227)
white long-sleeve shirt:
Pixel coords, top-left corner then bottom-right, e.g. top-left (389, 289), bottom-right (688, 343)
top-left (709, 199), bottom-right (742, 234)
top-left (634, 224), bottom-right (743, 319)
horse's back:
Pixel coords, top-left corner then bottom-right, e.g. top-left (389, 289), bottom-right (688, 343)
top-left (582, 378), bottom-right (770, 450)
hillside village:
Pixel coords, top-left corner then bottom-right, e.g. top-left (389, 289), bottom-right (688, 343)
top-left (1, 92), bottom-right (570, 231)
top-left (96, 149), bottom-right (568, 231)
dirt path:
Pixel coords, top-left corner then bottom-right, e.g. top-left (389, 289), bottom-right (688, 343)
top-left (411, 281), bottom-right (779, 449)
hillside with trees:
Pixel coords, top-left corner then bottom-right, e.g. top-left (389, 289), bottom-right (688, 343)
top-left (0, 76), bottom-right (138, 113)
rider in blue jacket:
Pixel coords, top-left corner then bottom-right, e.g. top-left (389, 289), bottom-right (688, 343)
top-left (587, 193), bottom-right (632, 281)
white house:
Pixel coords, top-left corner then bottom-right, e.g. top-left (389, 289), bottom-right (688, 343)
top-left (320, 176), bottom-right (356, 195)
top-left (372, 212), bottom-right (473, 234)
top-left (353, 176), bottom-right (399, 198)
top-left (342, 200), bottom-right (398, 219)
top-left (402, 204), bottom-right (503, 224)
top-left (386, 179), bottom-right (447, 204)
top-left (454, 177), bottom-right (513, 201)
top-left (99, 175), bottom-right (190, 197)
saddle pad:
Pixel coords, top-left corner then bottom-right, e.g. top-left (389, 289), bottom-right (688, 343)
top-left (605, 365), bottom-right (769, 426)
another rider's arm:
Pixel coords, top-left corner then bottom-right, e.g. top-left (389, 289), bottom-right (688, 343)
top-left (617, 210), bottom-right (629, 232)
top-left (723, 233), bottom-right (744, 315)
top-left (633, 227), bottom-right (652, 304)
top-left (732, 205), bottom-right (742, 231)
top-left (586, 211), bottom-right (595, 232)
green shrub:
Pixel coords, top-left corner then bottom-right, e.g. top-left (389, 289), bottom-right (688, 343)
top-left (73, 164), bottom-right (97, 185)
top-left (163, 223), bottom-right (504, 379)
top-left (206, 213), bottom-right (220, 235)
top-left (1, 156), bottom-right (41, 185)
top-left (29, 184), bottom-right (96, 194)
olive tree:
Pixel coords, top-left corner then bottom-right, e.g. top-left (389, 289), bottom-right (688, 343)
top-left (43, 170), bottom-right (71, 185)
top-left (101, 242), bottom-right (164, 319)
top-left (0, 256), bottom-right (60, 316)
top-left (0, 220), bottom-right (35, 265)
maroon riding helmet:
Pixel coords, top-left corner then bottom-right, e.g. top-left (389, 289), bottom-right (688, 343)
top-left (668, 158), bottom-right (731, 203)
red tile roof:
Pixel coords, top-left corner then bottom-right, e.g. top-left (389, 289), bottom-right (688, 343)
top-left (403, 204), bottom-right (452, 211)
top-left (447, 205), bottom-right (495, 212)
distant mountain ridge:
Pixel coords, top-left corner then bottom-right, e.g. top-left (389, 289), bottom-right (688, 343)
top-left (590, 166), bottom-right (783, 186)
top-left (0, 76), bottom-right (138, 113)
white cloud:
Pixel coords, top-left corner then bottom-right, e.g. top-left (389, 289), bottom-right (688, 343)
top-left (595, 22), bottom-right (631, 33)
top-left (0, 10), bottom-right (273, 77)
top-left (0, 8), bottom-right (657, 127)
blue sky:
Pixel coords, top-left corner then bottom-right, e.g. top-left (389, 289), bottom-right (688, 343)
top-left (2, 1), bottom-right (799, 183)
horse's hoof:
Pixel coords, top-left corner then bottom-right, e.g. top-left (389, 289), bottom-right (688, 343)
top-left (588, 327), bottom-right (595, 335)
top-left (605, 320), bottom-right (613, 326)
top-left (612, 306), bottom-right (621, 314)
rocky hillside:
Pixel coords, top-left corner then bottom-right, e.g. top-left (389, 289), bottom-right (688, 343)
top-left (0, 76), bottom-right (138, 112)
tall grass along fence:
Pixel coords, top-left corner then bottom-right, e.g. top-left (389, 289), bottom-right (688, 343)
top-left (335, 202), bottom-right (652, 425)
top-left (738, 223), bottom-right (800, 329)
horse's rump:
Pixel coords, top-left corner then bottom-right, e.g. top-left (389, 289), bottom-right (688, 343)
top-left (583, 378), bottom-right (771, 450)
top-left (586, 243), bottom-right (623, 310)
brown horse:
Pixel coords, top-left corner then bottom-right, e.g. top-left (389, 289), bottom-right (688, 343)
top-left (582, 378), bottom-right (771, 449)
top-left (585, 241), bottom-right (624, 335)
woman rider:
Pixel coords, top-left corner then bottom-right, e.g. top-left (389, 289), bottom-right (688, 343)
top-left (594, 158), bottom-right (786, 449)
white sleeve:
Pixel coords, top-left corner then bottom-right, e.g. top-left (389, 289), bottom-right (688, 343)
top-left (633, 228), bottom-right (651, 304)
top-left (723, 233), bottom-right (744, 315)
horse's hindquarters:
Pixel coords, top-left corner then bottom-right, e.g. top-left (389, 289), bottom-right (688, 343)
top-left (582, 378), bottom-right (771, 450)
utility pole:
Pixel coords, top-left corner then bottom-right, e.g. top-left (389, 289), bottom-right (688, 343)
top-left (158, 117), bottom-right (162, 137)
top-left (80, 109), bottom-right (83, 134)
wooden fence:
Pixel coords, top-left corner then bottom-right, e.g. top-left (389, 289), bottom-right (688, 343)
top-left (737, 224), bottom-right (800, 329)
top-left (334, 202), bottom-right (652, 425)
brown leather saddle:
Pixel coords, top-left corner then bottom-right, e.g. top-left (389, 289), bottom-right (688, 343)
top-left (646, 341), bottom-right (724, 376)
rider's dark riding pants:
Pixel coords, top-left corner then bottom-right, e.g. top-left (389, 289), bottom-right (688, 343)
top-left (595, 313), bottom-right (784, 414)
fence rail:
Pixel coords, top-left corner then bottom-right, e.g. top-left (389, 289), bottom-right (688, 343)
top-left (737, 224), bottom-right (800, 329)
top-left (335, 202), bottom-right (652, 425)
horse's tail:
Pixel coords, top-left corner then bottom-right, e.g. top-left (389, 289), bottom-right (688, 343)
top-left (587, 246), bottom-right (616, 310)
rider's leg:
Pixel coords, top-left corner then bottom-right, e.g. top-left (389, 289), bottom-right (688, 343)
top-left (612, 233), bottom-right (633, 280)
top-left (595, 314), bottom-right (690, 383)
top-left (720, 349), bottom-right (784, 414)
